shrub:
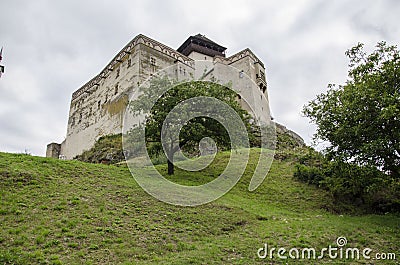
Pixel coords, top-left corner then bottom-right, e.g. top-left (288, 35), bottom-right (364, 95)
top-left (74, 134), bottom-right (124, 164)
top-left (294, 150), bottom-right (400, 213)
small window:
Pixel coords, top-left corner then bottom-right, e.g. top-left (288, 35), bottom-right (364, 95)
top-left (150, 57), bottom-right (156, 72)
top-left (78, 113), bottom-right (82, 123)
top-left (98, 100), bottom-right (101, 109)
top-left (116, 68), bottom-right (120, 78)
top-left (127, 58), bottom-right (131, 68)
top-left (114, 84), bottom-right (119, 95)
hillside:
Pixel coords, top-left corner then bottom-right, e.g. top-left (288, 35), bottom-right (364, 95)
top-left (0, 150), bottom-right (399, 264)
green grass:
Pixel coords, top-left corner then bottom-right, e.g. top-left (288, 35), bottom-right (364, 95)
top-left (0, 150), bottom-right (399, 264)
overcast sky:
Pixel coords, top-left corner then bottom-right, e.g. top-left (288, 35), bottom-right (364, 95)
top-left (0, 0), bottom-right (399, 156)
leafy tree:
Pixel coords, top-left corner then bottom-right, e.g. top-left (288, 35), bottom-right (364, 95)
top-left (128, 78), bottom-right (251, 175)
top-left (303, 42), bottom-right (400, 178)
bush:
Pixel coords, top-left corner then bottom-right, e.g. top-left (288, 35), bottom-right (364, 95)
top-left (294, 164), bottom-right (325, 186)
top-left (74, 134), bottom-right (124, 164)
top-left (294, 150), bottom-right (400, 213)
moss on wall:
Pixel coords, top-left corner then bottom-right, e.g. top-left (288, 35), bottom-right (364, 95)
top-left (104, 95), bottom-right (128, 116)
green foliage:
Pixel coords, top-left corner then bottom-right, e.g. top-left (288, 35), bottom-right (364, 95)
top-left (274, 124), bottom-right (305, 151)
top-left (294, 149), bottom-right (400, 213)
top-left (303, 41), bottom-right (400, 178)
top-left (128, 78), bottom-right (252, 174)
top-left (294, 164), bottom-right (326, 186)
top-left (74, 134), bottom-right (124, 164)
top-left (276, 130), bottom-right (302, 150)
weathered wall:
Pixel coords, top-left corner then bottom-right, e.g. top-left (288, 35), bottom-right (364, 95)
top-left (188, 51), bottom-right (214, 61)
top-left (214, 51), bottom-right (270, 125)
top-left (48, 35), bottom-right (272, 159)
top-left (46, 143), bottom-right (61, 158)
top-left (62, 46), bottom-right (140, 159)
top-left (60, 39), bottom-right (195, 159)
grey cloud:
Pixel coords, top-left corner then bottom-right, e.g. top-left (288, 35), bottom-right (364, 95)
top-left (0, 0), bottom-right (399, 155)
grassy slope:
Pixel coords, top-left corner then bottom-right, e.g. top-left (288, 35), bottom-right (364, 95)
top-left (0, 150), bottom-right (399, 264)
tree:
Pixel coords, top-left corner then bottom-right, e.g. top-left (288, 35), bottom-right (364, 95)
top-left (128, 78), bottom-right (251, 175)
top-left (303, 42), bottom-right (400, 178)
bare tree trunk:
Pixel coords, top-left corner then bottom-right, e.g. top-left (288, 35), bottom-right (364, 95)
top-left (167, 139), bottom-right (175, 175)
top-left (167, 158), bottom-right (174, 175)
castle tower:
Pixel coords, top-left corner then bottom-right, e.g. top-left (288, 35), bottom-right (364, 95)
top-left (177, 34), bottom-right (226, 60)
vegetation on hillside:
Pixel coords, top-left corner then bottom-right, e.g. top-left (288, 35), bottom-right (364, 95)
top-left (1, 151), bottom-right (399, 264)
top-left (294, 149), bottom-right (400, 213)
top-left (300, 42), bottom-right (400, 214)
top-left (74, 134), bottom-right (124, 164)
top-left (73, 121), bottom-right (303, 166)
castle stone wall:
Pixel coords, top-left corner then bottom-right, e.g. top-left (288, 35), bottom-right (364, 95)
top-left (47, 34), bottom-right (272, 159)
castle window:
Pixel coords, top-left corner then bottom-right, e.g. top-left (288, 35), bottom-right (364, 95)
top-left (127, 58), bottom-right (131, 68)
top-left (114, 84), bottom-right (119, 95)
top-left (98, 100), bottom-right (101, 109)
top-left (150, 57), bottom-right (156, 72)
top-left (78, 113), bottom-right (82, 123)
top-left (116, 68), bottom-right (120, 78)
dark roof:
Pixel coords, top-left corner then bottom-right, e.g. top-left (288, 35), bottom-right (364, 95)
top-left (177, 34), bottom-right (227, 57)
top-left (193, 34), bottom-right (222, 47)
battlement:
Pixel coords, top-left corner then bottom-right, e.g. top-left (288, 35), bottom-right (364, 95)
top-left (72, 34), bottom-right (195, 101)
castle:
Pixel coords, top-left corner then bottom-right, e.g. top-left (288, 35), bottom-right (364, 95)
top-left (46, 34), bottom-right (270, 159)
